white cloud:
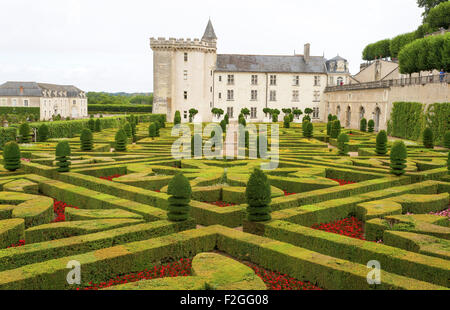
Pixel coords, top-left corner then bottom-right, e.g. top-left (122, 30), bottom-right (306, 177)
top-left (0, 0), bottom-right (424, 92)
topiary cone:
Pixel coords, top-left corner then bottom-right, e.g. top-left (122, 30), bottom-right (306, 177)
top-left (55, 141), bottom-right (71, 172)
top-left (245, 168), bottom-right (272, 222)
top-left (115, 129), bottom-right (127, 152)
top-left (390, 141), bottom-right (407, 176)
top-left (3, 141), bottom-right (21, 171)
top-left (423, 127), bottom-right (434, 149)
top-left (376, 130), bottom-right (388, 155)
top-left (80, 128), bottom-right (93, 151)
top-left (167, 173), bottom-right (192, 222)
top-left (337, 133), bottom-right (349, 156)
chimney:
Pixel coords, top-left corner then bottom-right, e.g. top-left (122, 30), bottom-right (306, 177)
top-left (19, 86), bottom-right (24, 95)
top-left (304, 43), bottom-right (310, 63)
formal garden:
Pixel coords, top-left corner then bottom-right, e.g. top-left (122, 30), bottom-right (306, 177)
top-left (0, 108), bottom-right (449, 290)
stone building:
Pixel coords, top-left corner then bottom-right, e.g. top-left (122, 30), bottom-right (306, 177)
top-left (0, 81), bottom-right (88, 120)
top-left (150, 20), bottom-right (351, 123)
top-left (323, 59), bottom-right (448, 132)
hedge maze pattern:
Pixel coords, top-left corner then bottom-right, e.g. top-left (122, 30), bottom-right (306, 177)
top-left (0, 120), bottom-right (449, 290)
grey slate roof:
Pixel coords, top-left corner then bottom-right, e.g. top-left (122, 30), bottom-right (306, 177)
top-left (202, 20), bottom-right (217, 41)
top-left (0, 81), bottom-right (84, 97)
top-left (329, 55), bottom-right (347, 62)
top-left (216, 54), bottom-right (327, 73)
top-left (0, 81), bottom-right (42, 96)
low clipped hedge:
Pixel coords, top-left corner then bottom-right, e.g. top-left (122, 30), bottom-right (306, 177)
top-left (0, 220), bottom-right (195, 272)
top-left (0, 219), bottom-right (25, 248)
top-left (28, 114), bottom-right (165, 139)
top-left (0, 107), bottom-right (39, 118)
top-left (88, 104), bottom-right (153, 113)
top-left (263, 220), bottom-right (450, 287)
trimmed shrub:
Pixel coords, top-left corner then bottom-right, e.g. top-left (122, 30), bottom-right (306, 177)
top-left (115, 129), bottom-right (127, 152)
top-left (283, 115), bottom-right (290, 128)
top-left (246, 168), bottom-right (272, 222)
top-left (131, 121), bottom-right (137, 142)
top-left (123, 122), bottom-right (132, 138)
top-left (328, 114), bottom-right (333, 122)
top-left (289, 113), bottom-right (294, 122)
top-left (3, 141), bottom-right (21, 171)
top-left (326, 122), bottom-right (332, 136)
top-left (376, 130), bottom-right (388, 155)
top-left (88, 118), bottom-right (95, 132)
top-left (80, 129), bottom-right (93, 151)
top-left (149, 122), bottom-right (156, 139)
top-left (220, 120), bottom-right (227, 133)
top-left (390, 141), bottom-right (407, 176)
top-left (37, 124), bottom-right (49, 142)
top-left (272, 113), bottom-right (279, 123)
top-left (445, 131), bottom-right (450, 149)
top-left (303, 121), bottom-right (313, 138)
top-left (191, 134), bottom-right (202, 157)
top-left (331, 120), bottom-right (341, 139)
top-left (167, 173), bottom-right (192, 222)
top-left (19, 123), bottom-right (31, 143)
top-left (224, 114), bottom-right (229, 125)
top-left (0, 128), bottom-right (17, 150)
top-left (238, 114), bottom-right (246, 127)
top-left (174, 111), bottom-right (181, 125)
top-left (360, 118), bottom-right (367, 132)
top-left (154, 121), bottom-right (160, 137)
top-left (368, 119), bottom-right (375, 133)
top-left (423, 127), bottom-right (434, 149)
top-left (448, 152), bottom-right (450, 174)
top-left (388, 102), bottom-right (424, 141)
top-left (55, 141), bottom-right (71, 173)
top-left (337, 133), bottom-right (349, 156)
top-left (94, 119), bottom-right (102, 132)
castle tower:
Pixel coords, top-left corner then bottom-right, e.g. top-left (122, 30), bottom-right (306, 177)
top-left (150, 20), bottom-right (217, 123)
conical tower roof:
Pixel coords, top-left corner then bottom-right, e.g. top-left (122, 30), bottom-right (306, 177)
top-left (202, 19), bottom-right (217, 41)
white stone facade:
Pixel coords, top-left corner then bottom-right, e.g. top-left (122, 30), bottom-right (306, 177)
top-left (151, 21), bottom-right (350, 123)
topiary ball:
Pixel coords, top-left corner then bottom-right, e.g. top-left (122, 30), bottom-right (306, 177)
top-left (3, 141), bottom-right (21, 171)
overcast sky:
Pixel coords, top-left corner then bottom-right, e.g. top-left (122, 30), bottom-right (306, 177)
top-left (0, 0), bottom-right (424, 93)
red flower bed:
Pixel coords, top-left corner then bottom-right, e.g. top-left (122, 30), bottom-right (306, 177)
top-left (53, 199), bottom-right (79, 223)
top-left (99, 174), bottom-right (124, 181)
top-left (204, 201), bottom-right (236, 207)
top-left (284, 190), bottom-right (296, 196)
top-left (80, 258), bottom-right (192, 290)
top-left (328, 178), bottom-right (357, 186)
top-left (311, 217), bottom-right (365, 240)
top-left (7, 240), bottom-right (25, 248)
top-left (245, 262), bottom-right (322, 290)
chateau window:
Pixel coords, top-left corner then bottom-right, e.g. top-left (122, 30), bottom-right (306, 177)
top-left (314, 76), bottom-right (321, 86)
top-left (269, 90), bottom-right (277, 101)
top-left (23, 99), bottom-right (29, 107)
top-left (219, 76), bottom-right (222, 82)
top-left (0, 98), bottom-right (6, 106)
top-left (184, 111), bottom-right (188, 119)
top-left (218, 92), bottom-right (222, 99)
top-left (184, 53), bottom-right (188, 62)
top-left (227, 75), bottom-right (234, 85)
top-left (184, 70), bottom-right (188, 80)
top-left (184, 91), bottom-right (188, 100)
top-left (337, 77), bottom-right (344, 85)
top-left (251, 107), bottom-right (257, 119)
top-left (293, 75), bottom-right (300, 86)
top-left (292, 90), bottom-right (299, 102)
top-left (313, 107), bottom-right (320, 119)
top-left (314, 91), bottom-right (320, 102)
top-left (270, 75), bottom-right (277, 86)
top-left (251, 90), bottom-right (258, 101)
top-left (227, 90), bottom-right (234, 101)
top-left (251, 75), bottom-right (258, 85)
top-left (329, 77), bottom-right (334, 85)
top-left (73, 100), bottom-right (76, 105)
top-left (12, 99), bottom-right (17, 106)
top-left (227, 107), bottom-right (234, 118)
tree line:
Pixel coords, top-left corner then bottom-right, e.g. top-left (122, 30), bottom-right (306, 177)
top-left (87, 92), bottom-right (153, 105)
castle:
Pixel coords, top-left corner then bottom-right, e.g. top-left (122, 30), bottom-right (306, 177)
top-left (150, 20), bottom-right (351, 123)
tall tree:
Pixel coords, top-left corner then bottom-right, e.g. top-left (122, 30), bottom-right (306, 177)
top-left (417, 0), bottom-right (447, 18)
